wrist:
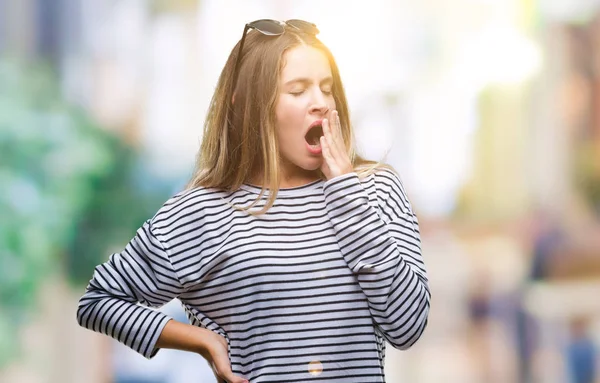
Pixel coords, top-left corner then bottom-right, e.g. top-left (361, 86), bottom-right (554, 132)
top-left (157, 319), bottom-right (213, 355)
top-left (191, 326), bottom-right (213, 354)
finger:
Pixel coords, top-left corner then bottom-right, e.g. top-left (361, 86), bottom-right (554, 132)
top-left (332, 110), bottom-right (340, 135)
top-left (321, 118), bottom-right (330, 148)
top-left (319, 138), bottom-right (332, 177)
top-left (323, 118), bottom-right (341, 159)
top-left (320, 136), bottom-right (334, 160)
top-left (320, 136), bottom-right (337, 178)
top-left (322, 117), bottom-right (330, 137)
top-left (327, 110), bottom-right (338, 141)
top-left (215, 367), bottom-right (248, 383)
top-left (332, 110), bottom-right (346, 152)
top-left (334, 110), bottom-right (344, 144)
top-left (222, 371), bottom-right (249, 383)
top-left (213, 359), bottom-right (248, 383)
top-left (330, 111), bottom-right (351, 168)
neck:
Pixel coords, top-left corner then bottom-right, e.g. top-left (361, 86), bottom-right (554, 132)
top-left (248, 166), bottom-right (321, 189)
top-left (279, 173), bottom-right (321, 188)
top-left (278, 157), bottom-right (321, 188)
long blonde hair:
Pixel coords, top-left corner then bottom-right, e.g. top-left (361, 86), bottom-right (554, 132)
top-left (187, 24), bottom-right (388, 214)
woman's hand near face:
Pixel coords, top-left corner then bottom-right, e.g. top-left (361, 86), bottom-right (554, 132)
top-left (320, 110), bottom-right (354, 180)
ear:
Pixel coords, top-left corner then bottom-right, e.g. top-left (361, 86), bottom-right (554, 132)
top-left (232, 93), bottom-right (236, 105)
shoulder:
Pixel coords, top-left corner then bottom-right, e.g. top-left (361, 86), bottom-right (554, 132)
top-left (357, 165), bottom-right (413, 212)
top-left (149, 186), bottom-right (233, 232)
top-left (356, 165), bottom-right (404, 193)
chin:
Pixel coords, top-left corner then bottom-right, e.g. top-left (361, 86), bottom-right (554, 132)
top-left (287, 163), bottom-right (320, 175)
top-left (299, 159), bottom-right (322, 172)
top-left (283, 151), bottom-right (322, 173)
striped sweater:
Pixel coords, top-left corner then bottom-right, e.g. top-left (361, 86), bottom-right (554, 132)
top-left (76, 169), bottom-right (430, 382)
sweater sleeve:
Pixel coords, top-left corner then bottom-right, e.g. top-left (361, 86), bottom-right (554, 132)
top-left (76, 219), bottom-right (185, 359)
top-left (322, 170), bottom-right (430, 350)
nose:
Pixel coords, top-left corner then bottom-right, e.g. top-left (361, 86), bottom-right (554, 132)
top-left (309, 90), bottom-right (330, 116)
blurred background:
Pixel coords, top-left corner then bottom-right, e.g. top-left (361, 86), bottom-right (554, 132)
top-left (1, 0), bottom-right (600, 382)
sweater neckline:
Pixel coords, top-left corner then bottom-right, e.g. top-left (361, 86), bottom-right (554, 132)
top-left (239, 178), bottom-right (324, 196)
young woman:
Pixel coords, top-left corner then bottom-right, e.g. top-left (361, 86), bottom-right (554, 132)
top-left (77, 19), bottom-right (430, 383)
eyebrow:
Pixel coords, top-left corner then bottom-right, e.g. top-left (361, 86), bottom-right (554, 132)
top-left (284, 76), bottom-right (333, 87)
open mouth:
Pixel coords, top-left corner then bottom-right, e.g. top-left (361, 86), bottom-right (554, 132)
top-left (305, 124), bottom-right (323, 146)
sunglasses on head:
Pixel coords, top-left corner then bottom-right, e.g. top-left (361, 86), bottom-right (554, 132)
top-left (242, 19), bottom-right (319, 36)
top-left (229, 19), bottom-right (320, 100)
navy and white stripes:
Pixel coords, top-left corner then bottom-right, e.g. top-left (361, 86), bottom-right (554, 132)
top-left (77, 169), bottom-right (430, 382)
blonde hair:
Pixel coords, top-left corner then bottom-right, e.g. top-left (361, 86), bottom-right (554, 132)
top-left (187, 25), bottom-right (390, 215)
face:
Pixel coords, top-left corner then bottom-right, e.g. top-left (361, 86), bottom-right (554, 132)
top-left (275, 45), bottom-right (336, 180)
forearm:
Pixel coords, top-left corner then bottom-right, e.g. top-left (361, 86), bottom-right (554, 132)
top-left (323, 172), bottom-right (430, 348)
top-left (76, 219), bottom-right (187, 358)
top-left (76, 293), bottom-right (173, 359)
top-left (156, 319), bottom-right (210, 354)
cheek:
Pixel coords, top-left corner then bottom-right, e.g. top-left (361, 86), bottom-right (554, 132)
top-left (328, 95), bottom-right (336, 111)
top-left (275, 99), bottom-right (305, 131)
top-left (275, 103), bottom-right (295, 147)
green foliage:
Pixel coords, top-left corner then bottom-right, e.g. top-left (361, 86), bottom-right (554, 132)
top-left (0, 58), bottom-right (171, 367)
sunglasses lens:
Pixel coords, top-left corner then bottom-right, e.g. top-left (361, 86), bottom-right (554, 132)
top-left (248, 19), bottom-right (285, 36)
top-left (286, 19), bottom-right (319, 35)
